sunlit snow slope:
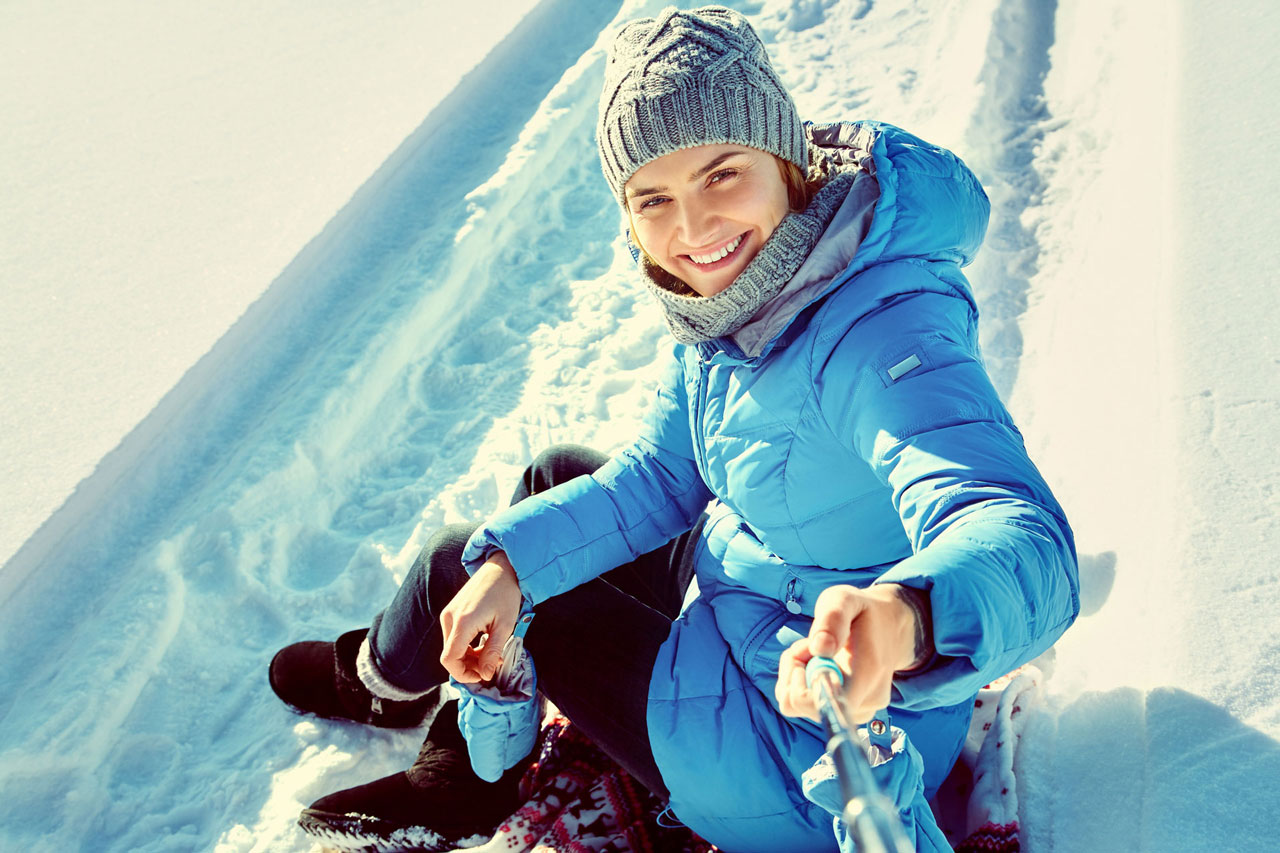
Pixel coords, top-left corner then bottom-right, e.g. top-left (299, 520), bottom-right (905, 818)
top-left (1, 1), bottom-right (1276, 851)
top-left (0, 0), bottom-right (537, 573)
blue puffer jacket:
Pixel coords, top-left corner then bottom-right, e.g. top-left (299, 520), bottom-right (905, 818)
top-left (461, 121), bottom-right (1079, 852)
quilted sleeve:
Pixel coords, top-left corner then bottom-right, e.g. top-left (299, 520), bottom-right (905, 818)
top-left (462, 345), bottom-right (713, 606)
top-left (814, 263), bottom-right (1079, 709)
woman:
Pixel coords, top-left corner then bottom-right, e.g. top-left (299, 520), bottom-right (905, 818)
top-left (270, 7), bottom-right (1078, 852)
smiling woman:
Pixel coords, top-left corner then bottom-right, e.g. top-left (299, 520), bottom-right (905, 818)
top-left (625, 145), bottom-right (792, 297)
top-left (271, 6), bottom-right (1079, 853)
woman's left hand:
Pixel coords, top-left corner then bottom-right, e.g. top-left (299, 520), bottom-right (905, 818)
top-left (439, 551), bottom-right (523, 684)
top-left (775, 583), bottom-right (923, 725)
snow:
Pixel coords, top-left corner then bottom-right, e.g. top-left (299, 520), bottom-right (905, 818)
top-left (1, 0), bottom-right (1277, 851)
top-left (0, 0), bottom-right (540, 573)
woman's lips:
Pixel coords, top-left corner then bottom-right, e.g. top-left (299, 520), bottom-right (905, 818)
top-left (684, 232), bottom-right (748, 271)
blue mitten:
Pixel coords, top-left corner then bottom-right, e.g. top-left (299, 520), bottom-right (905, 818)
top-left (802, 722), bottom-right (953, 853)
top-left (453, 614), bottom-right (540, 783)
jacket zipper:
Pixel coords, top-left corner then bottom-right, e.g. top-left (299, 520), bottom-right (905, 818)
top-left (693, 357), bottom-right (711, 480)
top-left (784, 577), bottom-right (803, 614)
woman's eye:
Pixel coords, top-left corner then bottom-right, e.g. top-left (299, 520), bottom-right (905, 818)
top-left (709, 169), bottom-right (738, 185)
top-left (639, 197), bottom-right (667, 211)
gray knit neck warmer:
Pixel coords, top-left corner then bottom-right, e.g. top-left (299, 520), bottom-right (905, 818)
top-left (637, 170), bottom-right (856, 345)
top-left (598, 5), bottom-right (859, 345)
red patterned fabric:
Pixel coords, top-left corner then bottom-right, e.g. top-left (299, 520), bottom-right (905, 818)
top-left (956, 821), bottom-right (1019, 852)
top-left (933, 665), bottom-right (1041, 853)
top-left (454, 717), bottom-right (715, 853)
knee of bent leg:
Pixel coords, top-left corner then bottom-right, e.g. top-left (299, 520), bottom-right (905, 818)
top-left (528, 444), bottom-right (609, 488)
top-left (408, 523), bottom-right (475, 611)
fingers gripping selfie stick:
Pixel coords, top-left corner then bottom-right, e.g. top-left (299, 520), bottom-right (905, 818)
top-left (805, 657), bottom-right (915, 853)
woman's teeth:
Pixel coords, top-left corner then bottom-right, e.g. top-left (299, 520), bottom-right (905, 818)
top-left (689, 234), bottom-right (744, 265)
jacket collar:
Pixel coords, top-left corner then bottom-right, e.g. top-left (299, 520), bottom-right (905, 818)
top-left (691, 120), bottom-right (990, 363)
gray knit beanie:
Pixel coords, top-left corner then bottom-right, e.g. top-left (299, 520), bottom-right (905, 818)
top-left (597, 5), bottom-right (807, 205)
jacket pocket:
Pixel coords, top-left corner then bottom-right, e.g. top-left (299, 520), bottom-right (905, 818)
top-left (740, 607), bottom-right (792, 678)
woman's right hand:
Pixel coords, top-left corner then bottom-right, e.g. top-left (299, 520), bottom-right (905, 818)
top-left (439, 550), bottom-right (524, 684)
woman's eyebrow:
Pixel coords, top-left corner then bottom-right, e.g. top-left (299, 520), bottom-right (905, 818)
top-left (626, 150), bottom-right (747, 199)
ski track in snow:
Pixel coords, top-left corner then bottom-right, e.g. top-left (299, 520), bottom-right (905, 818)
top-left (0, 1), bottom-right (632, 849)
top-left (2, 1), bottom-right (1278, 851)
top-left (959, 0), bottom-right (1056, 401)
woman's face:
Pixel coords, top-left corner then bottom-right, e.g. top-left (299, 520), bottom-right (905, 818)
top-left (625, 144), bottom-right (791, 297)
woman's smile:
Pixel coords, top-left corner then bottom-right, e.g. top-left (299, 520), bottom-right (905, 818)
top-left (685, 233), bottom-right (747, 269)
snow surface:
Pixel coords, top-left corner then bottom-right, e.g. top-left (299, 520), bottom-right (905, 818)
top-left (0, 0), bottom-right (539, 572)
top-left (1, 0), bottom-right (1278, 851)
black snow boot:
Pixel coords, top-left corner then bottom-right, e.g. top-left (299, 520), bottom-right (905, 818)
top-left (269, 628), bottom-right (437, 728)
top-left (298, 698), bottom-right (532, 852)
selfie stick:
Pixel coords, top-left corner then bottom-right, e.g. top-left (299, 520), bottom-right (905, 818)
top-left (805, 656), bottom-right (914, 853)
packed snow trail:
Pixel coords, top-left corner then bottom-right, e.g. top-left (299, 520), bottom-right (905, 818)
top-left (2, 1), bottom-right (1278, 851)
top-left (0, 1), bottom-right (629, 849)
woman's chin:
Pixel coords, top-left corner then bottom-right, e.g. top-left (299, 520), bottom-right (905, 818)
top-left (689, 276), bottom-right (734, 297)
top-left (683, 261), bottom-right (743, 297)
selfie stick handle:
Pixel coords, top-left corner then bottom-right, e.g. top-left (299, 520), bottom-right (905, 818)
top-left (805, 657), bottom-right (915, 853)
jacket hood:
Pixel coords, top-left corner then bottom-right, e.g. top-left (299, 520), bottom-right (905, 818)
top-left (815, 120), bottom-right (990, 272)
top-left (726, 120), bottom-right (991, 359)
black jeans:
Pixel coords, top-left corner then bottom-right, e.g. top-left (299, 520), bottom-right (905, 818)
top-left (367, 444), bottom-right (704, 798)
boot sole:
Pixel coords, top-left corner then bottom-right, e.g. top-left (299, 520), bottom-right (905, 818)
top-left (299, 808), bottom-right (490, 853)
top-left (273, 690), bottom-right (431, 730)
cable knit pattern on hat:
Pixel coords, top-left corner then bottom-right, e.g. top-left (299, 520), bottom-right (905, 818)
top-left (597, 5), bottom-right (807, 204)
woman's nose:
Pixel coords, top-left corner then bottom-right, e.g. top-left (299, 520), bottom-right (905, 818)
top-left (676, 201), bottom-right (719, 247)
